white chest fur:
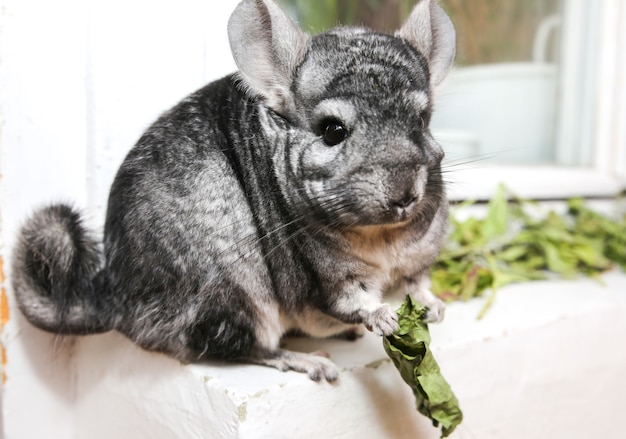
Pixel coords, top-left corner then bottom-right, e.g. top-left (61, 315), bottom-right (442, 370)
top-left (345, 205), bottom-right (447, 292)
top-left (344, 223), bottom-right (435, 291)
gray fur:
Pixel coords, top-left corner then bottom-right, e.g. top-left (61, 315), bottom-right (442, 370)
top-left (12, 0), bottom-right (455, 381)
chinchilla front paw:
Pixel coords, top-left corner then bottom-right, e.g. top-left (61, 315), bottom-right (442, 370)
top-left (363, 304), bottom-right (399, 336)
top-left (423, 297), bottom-right (446, 323)
top-left (409, 286), bottom-right (446, 324)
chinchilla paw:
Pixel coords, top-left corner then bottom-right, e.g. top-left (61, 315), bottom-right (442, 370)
top-left (255, 350), bottom-right (339, 382)
top-left (423, 297), bottom-right (446, 323)
top-left (364, 304), bottom-right (399, 336)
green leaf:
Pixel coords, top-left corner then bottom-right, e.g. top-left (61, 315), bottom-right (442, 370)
top-left (432, 185), bottom-right (624, 317)
top-left (570, 242), bottom-right (611, 270)
top-left (452, 216), bottom-right (483, 246)
top-left (459, 267), bottom-right (480, 301)
top-left (538, 239), bottom-right (577, 276)
top-left (482, 184), bottom-right (509, 239)
top-left (383, 296), bottom-right (463, 438)
top-left (498, 244), bottom-right (529, 262)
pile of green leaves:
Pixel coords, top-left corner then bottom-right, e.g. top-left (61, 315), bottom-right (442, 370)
top-left (383, 296), bottom-right (463, 438)
top-left (431, 185), bottom-right (626, 318)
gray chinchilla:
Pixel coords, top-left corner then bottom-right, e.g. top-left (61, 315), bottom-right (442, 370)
top-left (12, 0), bottom-right (455, 381)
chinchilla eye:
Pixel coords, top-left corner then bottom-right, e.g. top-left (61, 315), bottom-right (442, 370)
top-left (320, 119), bottom-right (349, 146)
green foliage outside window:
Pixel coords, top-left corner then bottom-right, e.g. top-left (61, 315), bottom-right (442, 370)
top-left (281, 0), bottom-right (561, 65)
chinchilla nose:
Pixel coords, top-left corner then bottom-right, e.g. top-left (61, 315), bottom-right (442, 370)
top-left (389, 188), bottom-right (418, 222)
top-left (387, 164), bottom-right (421, 218)
top-left (391, 189), bottom-right (417, 211)
top-left (384, 160), bottom-right (423, 220)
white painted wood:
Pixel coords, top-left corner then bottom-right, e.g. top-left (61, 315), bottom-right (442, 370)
top-left (594, 0), bottom-right (626, 184)
top-left (27, 271), bottom-right (626, 439)
top-left (554, 0), bottom-right (602, 167)
top-left (445, 165), bottom-right (624, 201)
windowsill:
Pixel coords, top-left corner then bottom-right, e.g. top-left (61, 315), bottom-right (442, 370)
top-left (59, 270), bottom-right (626, 439)
top-left (444, 164), bottom-right (624, 201)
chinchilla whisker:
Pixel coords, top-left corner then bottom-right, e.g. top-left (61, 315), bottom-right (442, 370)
top-left (441, 154), bottom-right (494, 170)
top-left (223, 217), bottom-right (316, 270)
top-left (256, 222), bottom-right (318, 262)
top-left (219, 195), bottom-right (357, 266)
top-left (214, 217), bottom-right (303, 263)
top-left (259, 198), bottom-right (361, 263)
top-left (229, 198), bottom-right (361, 267)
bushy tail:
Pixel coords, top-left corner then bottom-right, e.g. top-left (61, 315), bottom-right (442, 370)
top-left (11, 204), bottom-right (112, 335)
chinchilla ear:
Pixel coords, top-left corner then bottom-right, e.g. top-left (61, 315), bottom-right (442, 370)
top-left (228, 0), bottom-right (309, 113)
top-left (396, 0), bottom-right (456, 87)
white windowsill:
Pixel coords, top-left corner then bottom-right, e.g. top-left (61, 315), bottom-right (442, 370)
top-left (445, 164), bottom-right (624, 201)
top-left (38, 270), bottom-right (624, 439)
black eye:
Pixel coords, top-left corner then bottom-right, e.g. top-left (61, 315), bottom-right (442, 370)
top-left (321, 119), bottom-right (349, 146)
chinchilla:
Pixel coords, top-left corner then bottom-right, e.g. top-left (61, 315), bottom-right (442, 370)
top-left (12, 0), bottom-right (455, 382)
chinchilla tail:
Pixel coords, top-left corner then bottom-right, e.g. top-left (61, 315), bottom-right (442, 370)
top-left (11, 204), bottom-right (112, 335)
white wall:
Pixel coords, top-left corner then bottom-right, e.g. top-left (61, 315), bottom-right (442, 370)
top-left (0, 0), bottom-right (238, 437)
top-left (83, 0), bottom-right (239, 223)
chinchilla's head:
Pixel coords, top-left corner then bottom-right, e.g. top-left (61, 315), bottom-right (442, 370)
top-left (228, 0), bottom-right (455, 228)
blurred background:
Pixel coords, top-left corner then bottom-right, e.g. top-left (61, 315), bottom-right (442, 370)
top-left (283, 0), bottom-right (583, 165)
top-left (280, 0), bottom-right (625, 201)
top-left (284, 0), bottom-right (560, 65)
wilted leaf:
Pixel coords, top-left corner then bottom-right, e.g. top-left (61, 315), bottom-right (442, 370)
top-left (383, 296), bottom-right (463, 438)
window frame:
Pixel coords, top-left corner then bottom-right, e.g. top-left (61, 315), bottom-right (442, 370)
top-left (445, 0), bottom-right (626, 202)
